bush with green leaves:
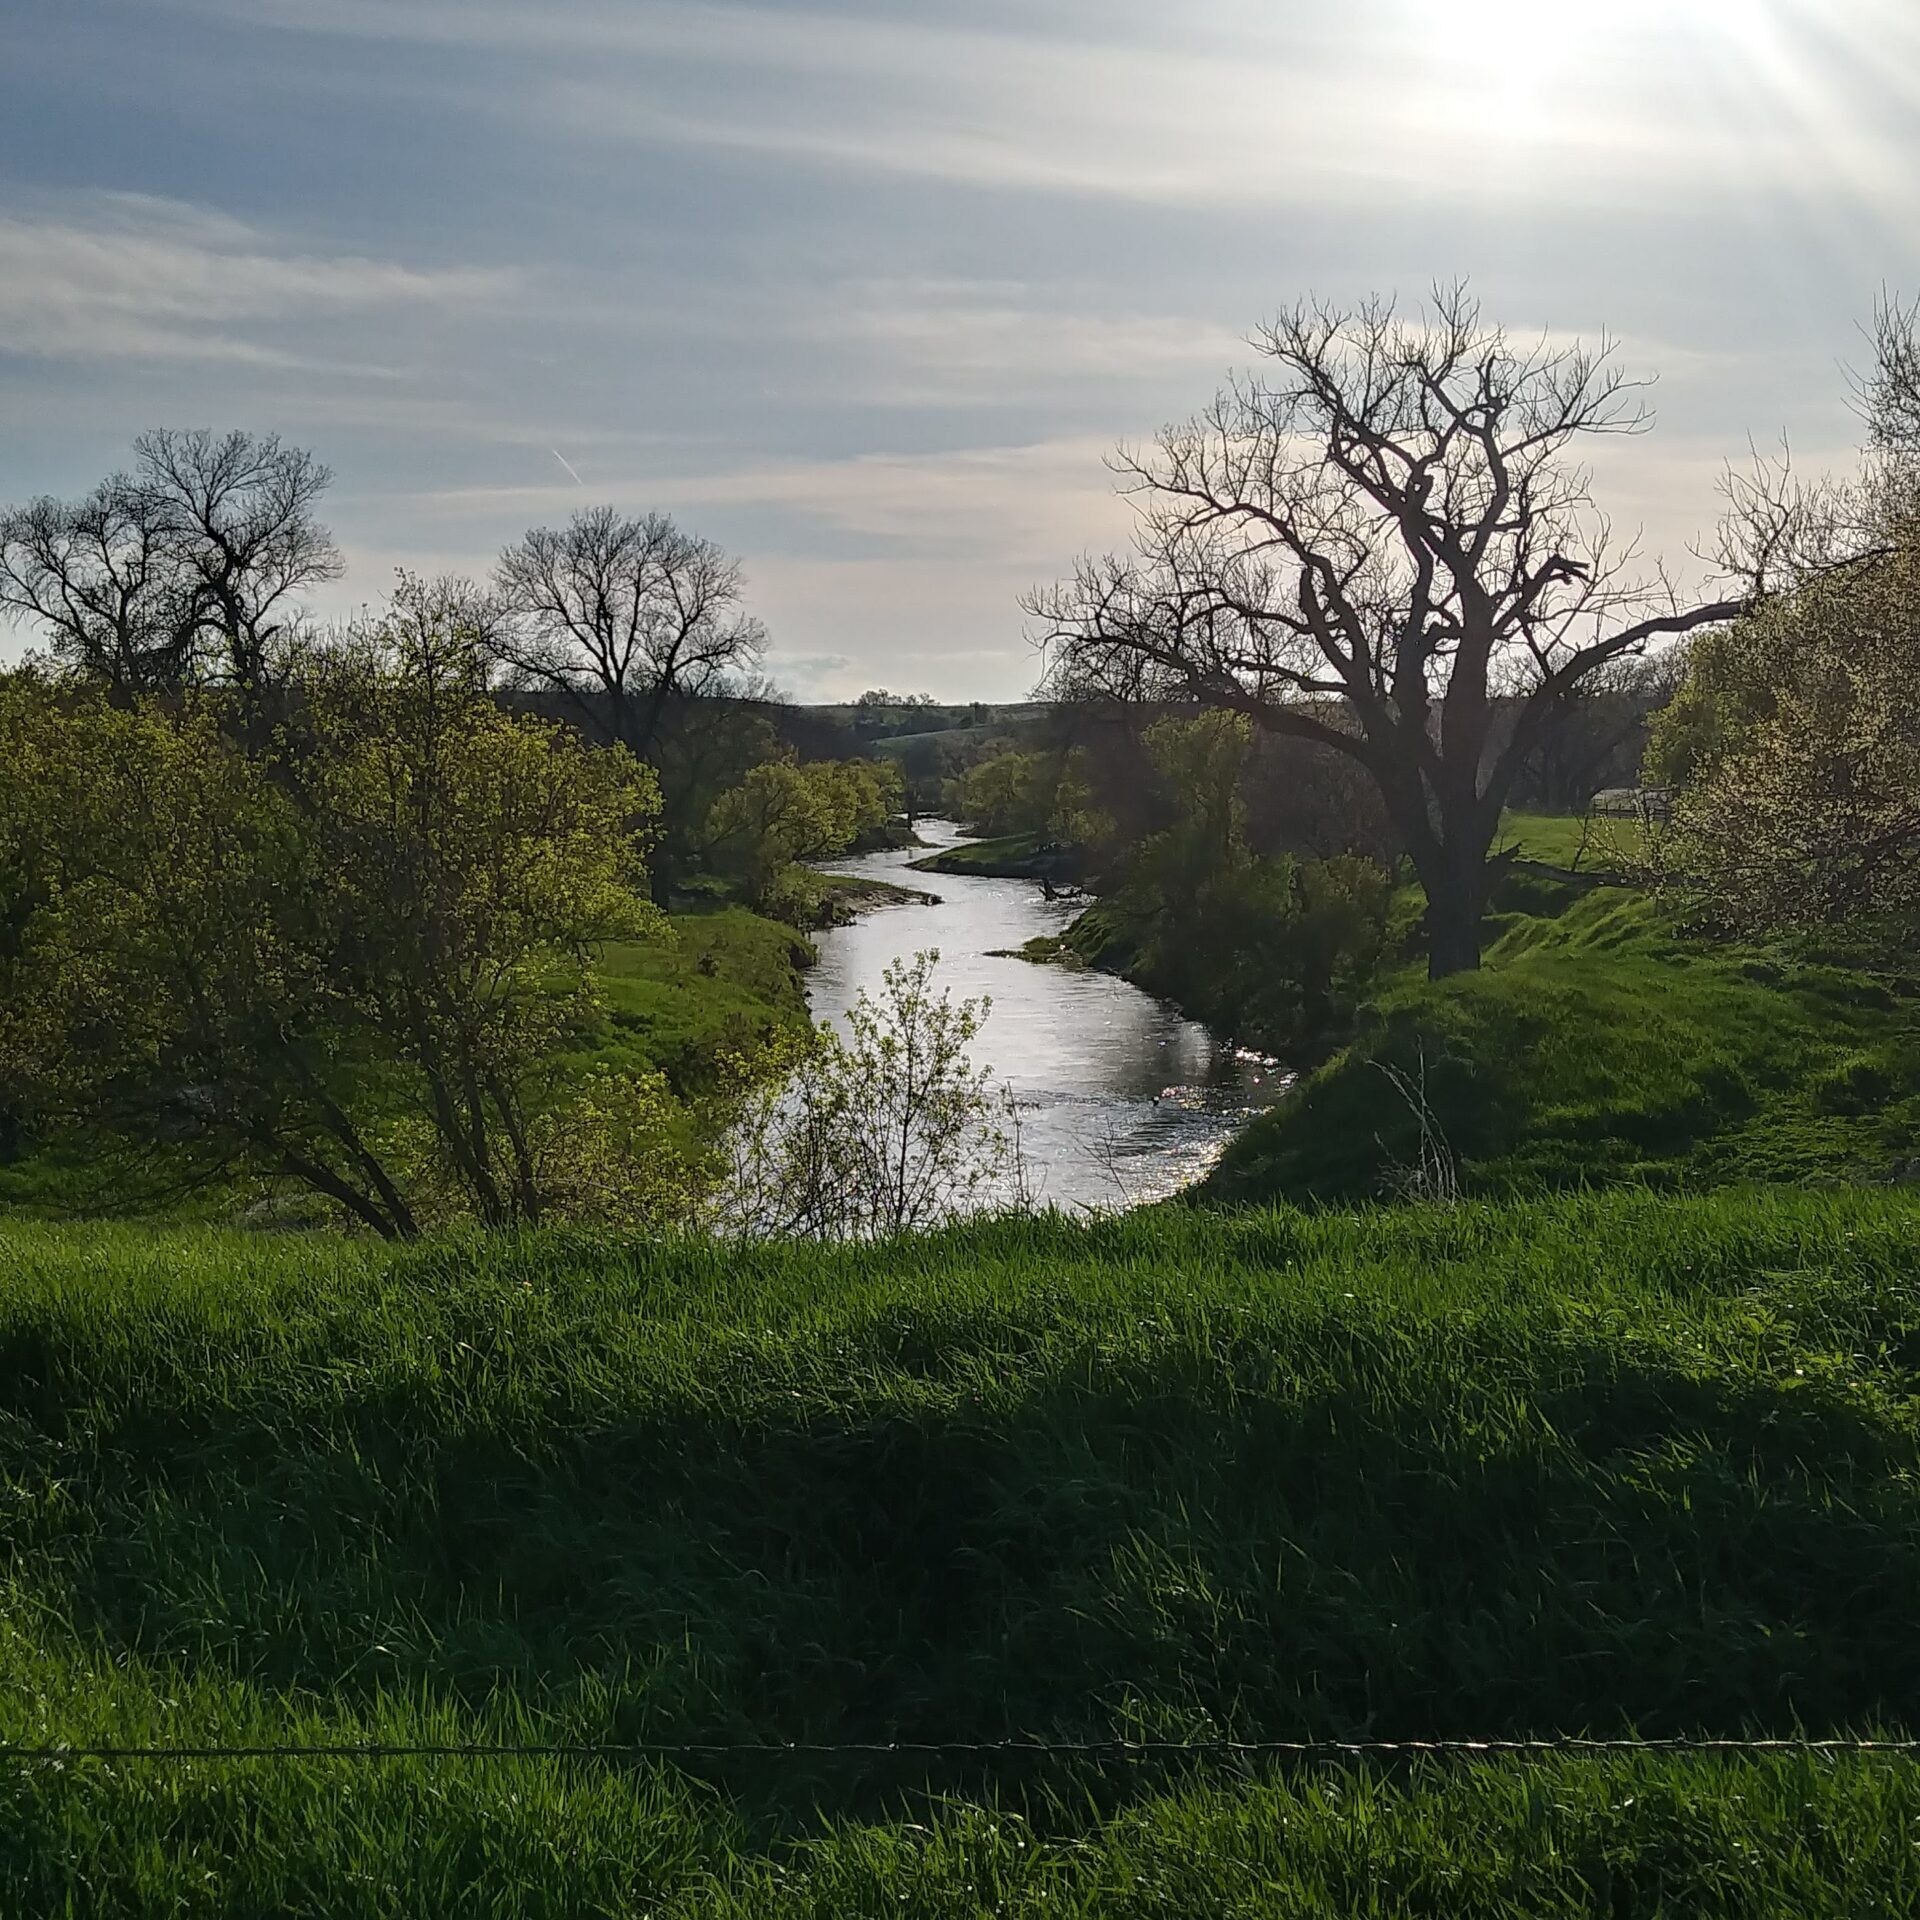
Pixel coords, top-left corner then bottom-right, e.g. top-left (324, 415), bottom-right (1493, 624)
top-left (712, 949), bottom-right (1021, 1238)
top-left (0, 581), bottom-right (677, 1236)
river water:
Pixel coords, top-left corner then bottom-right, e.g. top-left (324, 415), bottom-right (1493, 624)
top-left (807, 821), bottom-right (1289, 1212)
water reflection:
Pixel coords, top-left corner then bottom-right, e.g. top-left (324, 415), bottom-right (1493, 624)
top-left (808, 822), bottom-right (1289, 1212)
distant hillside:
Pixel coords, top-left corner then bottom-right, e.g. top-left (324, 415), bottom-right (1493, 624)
top-left (808, 698), bottom-right (1050, 741)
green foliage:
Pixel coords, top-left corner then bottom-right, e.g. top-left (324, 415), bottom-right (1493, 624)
top-left (946, 745), bottom-right (1112, 849)
top-left (1085, 714), bottom-right (1390, 1052)
top-left (0, 585), bottom-right (670, 1235)
top-left (713, 950), bottom-right (1018, 1237)
top-left (1208, 878), bottom-right (1920, 1205)
top-left (702, 756), bottom-right (903, 916)
top-left (5, 1193), bottom-right (1920, 1904)
top-left (946, 747), bottom-right (1052, 837)
top-left (1654, 524), bottom-right (1920, 935)
top-left (1642, 626), bottom-right (1765, 789)
top-left (648, 703), bottom-right (785, 897)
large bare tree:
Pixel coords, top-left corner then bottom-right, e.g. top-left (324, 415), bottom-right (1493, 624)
top-left (0, 430), bottom-right (340, 701)
top-left (491, 506), bottom-right (767, 762)
top-left (1029, 290), bottom-right (1754, 977)
top-left (0, 481), bottom-right (199, 699)
top-left (133, 429), bottom-right (341, 693)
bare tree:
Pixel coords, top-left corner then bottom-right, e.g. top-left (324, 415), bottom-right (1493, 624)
top-left (133, 429), bottom-right (342, 694)
top-left (0, 481), bottom-right (199, 699)
top-left (1860, 291), bottom-right (1920, 461)
top-left (1028, 289), bottom-right (1754, 977)
top-left (1, 432), bottom-right (341, 702)
top-left (491, 506), bottom-right (767, 761)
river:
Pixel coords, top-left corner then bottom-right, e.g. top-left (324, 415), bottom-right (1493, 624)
top-left (807, 821), bottom-right (1289, 1212)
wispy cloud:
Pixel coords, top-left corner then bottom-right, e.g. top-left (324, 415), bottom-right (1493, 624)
top-left (409, 436), bottom-right (1126, 558)
top-left (0, 191), bottom-right (513, 370)
top-left (807, 283), bottom-right (1244, 405)
top-left (158, 0), bottom-right (1920, 222)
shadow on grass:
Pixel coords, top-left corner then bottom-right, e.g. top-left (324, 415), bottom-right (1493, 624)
top-left (29, 1340), bottom-right (1920, 1806)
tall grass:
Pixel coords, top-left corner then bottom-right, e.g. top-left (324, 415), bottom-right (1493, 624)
top-left (3, 1194), bottom-right (1920, 1906)
top-left (8, 1751), bottom-right (1920, 1917)
top-left (1209, 881), bottom-right (1920, 1202)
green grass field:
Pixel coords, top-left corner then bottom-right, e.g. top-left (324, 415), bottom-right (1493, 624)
top-left (5, 1191), bottom-right (1920, 1910)
top-left (584, 906), bottom-right (815, 1093)
top-left (1497, 807), bottom-right (1626, 871)
top-left (1207, 819), bottom-right (1920, 1205)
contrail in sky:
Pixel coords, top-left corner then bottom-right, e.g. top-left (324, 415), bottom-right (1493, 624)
top-left (551, 449), bottom-right (584, 486)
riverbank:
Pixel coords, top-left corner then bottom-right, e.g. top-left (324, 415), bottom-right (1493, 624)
top-left (961, 809), bottom-right (1920, 1208)
top-left (810, 870), bottom-right (941, 924)
top-left (6, 1188), bottom-right (1920, 1911)
top-left (910, 829), bottom-right (1080, 883)
top-left (1205, 844), bottom-right (1920, 1206)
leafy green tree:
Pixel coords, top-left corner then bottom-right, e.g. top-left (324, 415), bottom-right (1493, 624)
top-left (0, 581), bottom-right (665, 1236)
top-left (1658, 523), bottom-right (1920, 935)
top-left (1654, 300), bottom-right (1920, 939)
top-left (702, 757), bottom-right (901, 914)
top-left (648, 703), bottom-right (785, 900)
top-left (948, 750), bottom-right (1049, 838)
top-left (1044, 747), bottom-right (1115, 855)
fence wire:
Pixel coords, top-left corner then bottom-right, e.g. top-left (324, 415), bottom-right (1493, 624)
top-left (3, 1736), bottom-right (1918, 1765)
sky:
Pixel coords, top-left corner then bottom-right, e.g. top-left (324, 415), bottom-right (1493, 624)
top-left (3, 0), bottom-right (1918, 700)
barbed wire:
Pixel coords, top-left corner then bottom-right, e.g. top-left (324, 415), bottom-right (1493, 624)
top-left (2, 1735), bottom-right (1917, 1765)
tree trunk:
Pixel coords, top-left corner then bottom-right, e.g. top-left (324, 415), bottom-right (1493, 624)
top-left (1421, 848), bottom-right (1488, 980)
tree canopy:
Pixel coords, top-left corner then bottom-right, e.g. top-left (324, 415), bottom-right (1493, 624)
top-left (1030, 288), bottom-right (1752, 975)
top-left (0, 579), bottom-right (665, 1236)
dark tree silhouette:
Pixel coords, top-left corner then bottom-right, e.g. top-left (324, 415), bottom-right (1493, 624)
top-left (0, 481), bottom-right (199, 699)
top-left (0, 430), bottom-right (338, 702)
top-left (133, 429), bottom-right (341, 693)
top-left (1030, 289), bottom-right (1753, 977)
top-left (491, 507), bottom-right (767, 762)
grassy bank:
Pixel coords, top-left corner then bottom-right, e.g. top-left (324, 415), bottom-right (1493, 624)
top-left (811, 871), bottom-right (942, 923)
top-left (910, 830), bottom-right (1070, 880)
top-left (1206, 818), bottom-right (1920, 1205)
top-left (4, 1191), bottom-right (1920, 1906)
top-left (585, 906), bottom-right (815, 1094)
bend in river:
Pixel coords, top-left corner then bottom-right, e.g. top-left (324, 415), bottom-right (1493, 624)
top-left (809, 820), bottom-right (1289, 1213)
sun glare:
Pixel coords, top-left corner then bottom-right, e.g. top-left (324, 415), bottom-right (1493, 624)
top-left (1442, 0), bottom-right (1760, 54)
top-left (1423, 0), bottom-right (1779, 137)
